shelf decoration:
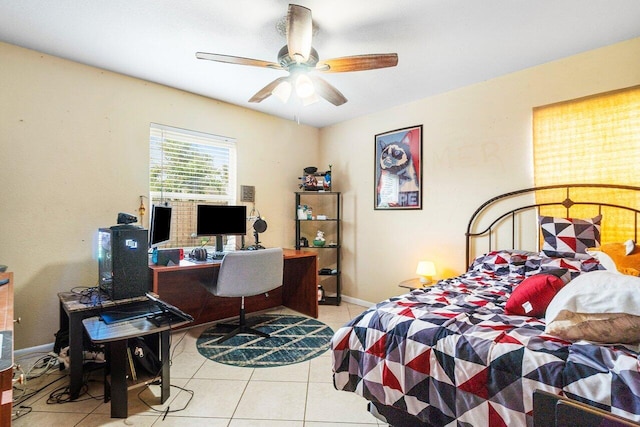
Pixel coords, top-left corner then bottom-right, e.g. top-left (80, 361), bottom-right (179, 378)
top-left (313, 230), bottom-right (326, 247)
top-left (299, 165), bottom-right (332, 191)
top-left (374, 125), bottom-right (422, 210)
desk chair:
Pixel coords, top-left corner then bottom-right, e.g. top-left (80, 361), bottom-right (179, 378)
top-left (208, 247), bottom-right (284, 344)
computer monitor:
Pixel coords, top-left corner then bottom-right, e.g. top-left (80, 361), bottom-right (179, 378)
top-left (149, 205), bottom-right (172, 248)
top-left (196, 204), bottom-right (247, 252)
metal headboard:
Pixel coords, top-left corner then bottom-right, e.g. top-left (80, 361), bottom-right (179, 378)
top-left (465, 184), bottom-right (640, 268)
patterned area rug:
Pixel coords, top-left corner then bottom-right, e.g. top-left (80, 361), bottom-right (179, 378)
top-left (196, 314), bottom-right (334, 368)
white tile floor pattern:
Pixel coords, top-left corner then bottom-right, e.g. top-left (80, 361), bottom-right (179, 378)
top-left (13, 302), bottom-right (389, 426)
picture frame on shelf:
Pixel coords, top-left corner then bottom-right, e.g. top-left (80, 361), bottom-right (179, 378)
top-left (374, 125), bottom-right (423, 210)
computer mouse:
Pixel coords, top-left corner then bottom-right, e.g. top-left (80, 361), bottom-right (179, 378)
top-left (0, 265), bottom-right (6, 273)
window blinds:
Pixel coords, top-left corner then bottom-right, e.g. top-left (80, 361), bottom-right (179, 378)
top-left (533, 86), bottom-right (640, 243)
top-left (149, 123), bottom-right (237, 247)
top-left (150, 123), bottom-right (237, 202)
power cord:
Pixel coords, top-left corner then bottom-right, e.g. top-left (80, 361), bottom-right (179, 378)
top-left (136, 383), bottom-right (194, 415)
top-left (131, 330), bottom-right (195, 415)
top-left (13, 352), bottom-right (61, 405)
top-left (46, 364), bottom-right (105, 404)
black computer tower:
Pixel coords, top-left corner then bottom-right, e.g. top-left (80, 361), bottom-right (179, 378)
top-left (98, 225), bottom-right (149, 300)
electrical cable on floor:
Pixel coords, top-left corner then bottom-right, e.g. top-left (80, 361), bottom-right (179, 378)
top-left (169, 323), bottom-right (188, 365)
top-left (44, 361), bottom-right (105, 405)
top-left (136, 383), bottom-right (194, 415)
top-left (13, 352), bottom-right (62, 405)
top-left (12, 369), bottom-right (68, 423)
top-left (12, 349), bottom-right (109, 423)
top-left (131, 326), bottom-right (195, 415)
top-left (13, 375), bottom-right (67, 407)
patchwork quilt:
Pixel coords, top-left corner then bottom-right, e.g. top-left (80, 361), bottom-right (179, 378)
top-left (331, 250), bottom-right (640, 427)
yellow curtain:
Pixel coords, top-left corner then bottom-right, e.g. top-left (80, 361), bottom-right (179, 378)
top-left (533, 86), bottom-right (640, 243)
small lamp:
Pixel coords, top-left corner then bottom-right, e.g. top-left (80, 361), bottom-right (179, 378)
top-left (416, 261), bottom-right (436, 285)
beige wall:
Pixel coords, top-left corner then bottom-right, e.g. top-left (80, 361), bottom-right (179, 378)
top-left (0, 42), bottom-right (319, 349)
top-left (2, 37), bottom-right (639, 350)
top-left (319, 37), bottom-right (640, 305)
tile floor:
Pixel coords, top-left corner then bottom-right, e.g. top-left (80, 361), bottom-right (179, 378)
top-left (12, 302), bottom-right (389, 426)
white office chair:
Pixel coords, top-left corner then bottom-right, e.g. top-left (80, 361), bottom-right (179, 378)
top-left (208, 247), bottom-right (284, 344)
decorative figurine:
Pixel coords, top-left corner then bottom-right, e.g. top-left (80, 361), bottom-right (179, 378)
top-left (313, 230), bottom-right (326, 247)
top-left (324, 169), bottom-right (331, 190)
top-left (304, 174), bottom-right (318, 190)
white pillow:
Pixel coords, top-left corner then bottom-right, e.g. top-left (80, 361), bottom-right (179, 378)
top-left (625, 239), bottom-right (636, 255)
top-left (545, 271), bottom-right (640, 324)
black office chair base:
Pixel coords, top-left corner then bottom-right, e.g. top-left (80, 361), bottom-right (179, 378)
top-left (215, 323), bottom-right (270, 344)
top-left (214, 303), bottom-right (270, 344)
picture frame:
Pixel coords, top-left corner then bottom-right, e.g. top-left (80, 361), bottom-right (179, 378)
top-left (374, 125), bottom-right (422, 210)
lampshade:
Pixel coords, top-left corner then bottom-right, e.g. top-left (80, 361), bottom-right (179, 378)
top-left (416, 261), bottom-right (436, 285)
top-left (273, 80), bottom-right (292, 103)
top-left (295, 73), bottom-right (315, 98)
top-left (301, 92), bottom-right (319, 106)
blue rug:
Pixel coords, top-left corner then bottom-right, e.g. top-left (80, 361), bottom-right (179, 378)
top-left (196, 314), bottom-right (334, 368)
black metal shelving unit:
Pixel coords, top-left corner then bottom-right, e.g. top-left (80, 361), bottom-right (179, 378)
top-left (295, 191), bottom-right (341, 305)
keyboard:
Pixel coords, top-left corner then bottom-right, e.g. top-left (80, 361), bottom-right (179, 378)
top-left (145, 293), bottom-right (194, 323)
top-left (99, 301), bottom-right (163, 324)
top-left (99, 296), bottom-right (193, 326)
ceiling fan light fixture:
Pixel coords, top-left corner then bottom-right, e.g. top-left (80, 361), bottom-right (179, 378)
top-left (196, 4), bottom-right (397, 109)
top-left (295, 73), bottom-right (315, 98)
top-left (301, 92), bottom-right (320, 106)
top-left (273, 80), bottom-right (292, 103)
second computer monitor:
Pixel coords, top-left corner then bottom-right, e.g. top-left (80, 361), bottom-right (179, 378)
top-left (149, 204), bottom-right (172, 248)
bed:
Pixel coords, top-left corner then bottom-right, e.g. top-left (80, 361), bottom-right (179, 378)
top-left (331, 184), bottom-right (640, 427)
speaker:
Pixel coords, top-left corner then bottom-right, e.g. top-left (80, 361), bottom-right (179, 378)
top-left (190, 247), bottom-right (208, 261)
top-left (98, 225), bottom-right (150, 300)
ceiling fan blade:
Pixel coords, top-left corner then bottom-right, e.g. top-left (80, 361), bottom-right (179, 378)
top-left (248, 77), bottom-right (289, 103)
top-left (317, 53), bottom-right (398, 73)
top-left (287, 4), bottom-right (312, 63)
top-left (196, 52), bottom-right (282, 70)
top-left (309, 75), bottom-right (347, 106)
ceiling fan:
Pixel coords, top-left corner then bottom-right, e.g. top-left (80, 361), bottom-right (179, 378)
top-left (196, 4), bottom-right (398, 106)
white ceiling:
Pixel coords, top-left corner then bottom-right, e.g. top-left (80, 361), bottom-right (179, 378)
top-left (1, 0), bottom-right (640, 128)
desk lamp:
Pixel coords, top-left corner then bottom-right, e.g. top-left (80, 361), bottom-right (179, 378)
top-left (416, 261), bottom-right (436, 286)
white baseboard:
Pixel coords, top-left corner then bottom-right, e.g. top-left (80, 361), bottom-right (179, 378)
top-left (340, 294), bottom-right (375, 308)
top-left (15, 342), bottom-right (54, 358)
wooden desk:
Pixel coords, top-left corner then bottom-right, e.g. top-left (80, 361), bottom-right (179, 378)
top-left (58, 292), bottom-right (149, 400)
top-left (0, 272), bottom-right (14, 427)
top-left (149, 249), bottom-right (318, 326)
top-left (83, 315), bottom-right (190, 418)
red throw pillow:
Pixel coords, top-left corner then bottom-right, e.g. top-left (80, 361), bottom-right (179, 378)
top-left (505, 274), bottom-right (567, 317)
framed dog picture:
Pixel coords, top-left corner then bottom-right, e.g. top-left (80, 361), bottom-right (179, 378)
top-left (374, 125), bottom-right (422, 210)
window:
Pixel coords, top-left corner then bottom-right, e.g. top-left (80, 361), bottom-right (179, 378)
top-left (533, 86), bottom-right (640, 242)
top-left (149, 123), bottom-right (237, 248)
